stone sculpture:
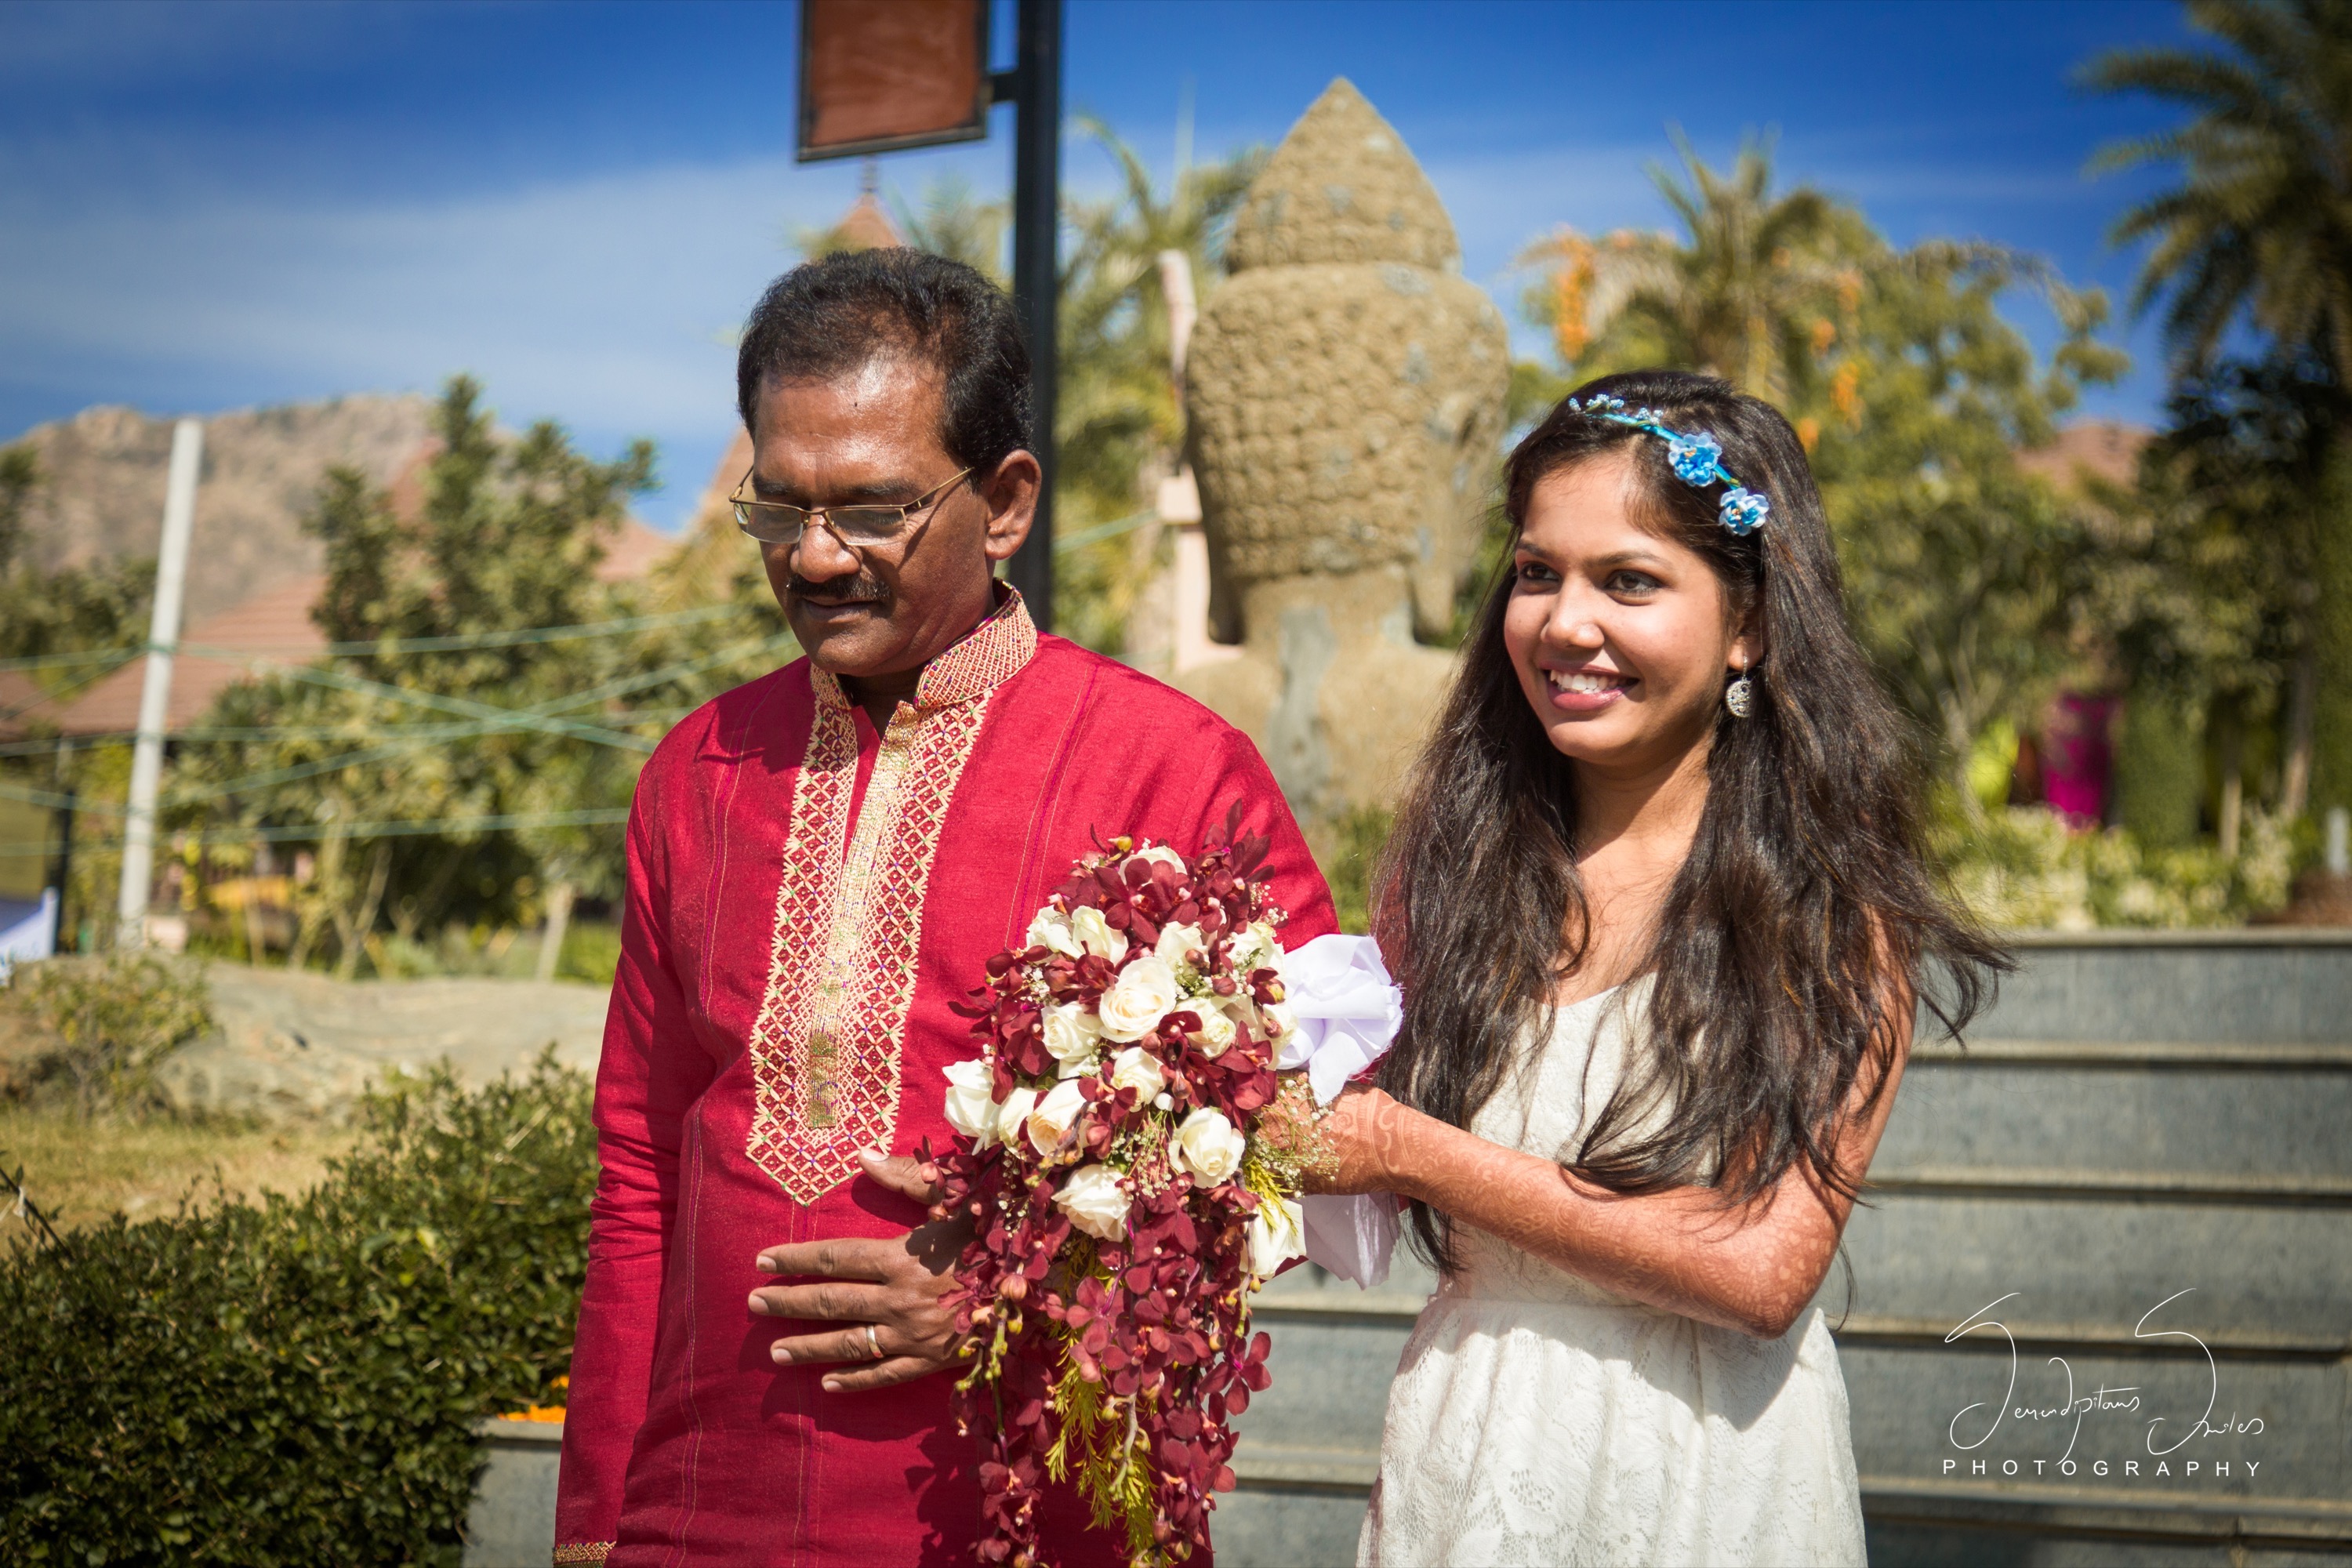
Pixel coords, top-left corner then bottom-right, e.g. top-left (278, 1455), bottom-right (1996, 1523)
top-left (1177, 78), bottom-right (1508, 825)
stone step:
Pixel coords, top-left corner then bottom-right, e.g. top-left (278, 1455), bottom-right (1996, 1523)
top-left (1838, 1338), bottom-right (2346, 1509)
top-left (1883, 1040), bottom-right (2352, 1179)
top-left (1837, 1192), bottom-right (2350, 1337)
top-left (1962, 931), bottom-right (2352, 1044)
top-left (1223, 1301), bottom-right (2352, 1565)
top-left (1861, 1475), bottom-right (2352, 1567)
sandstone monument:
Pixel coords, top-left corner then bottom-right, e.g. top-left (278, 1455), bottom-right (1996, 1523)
top-left (1176, 78), bottom-right (1508, 823)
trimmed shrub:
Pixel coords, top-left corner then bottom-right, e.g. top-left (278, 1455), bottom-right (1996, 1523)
top-left (1936, 802), bottom-right (2297, 928)
top-left (4, 956), bottom-right (212, 1117)
top-left (2114, 688), bottom-right (2204, 850)
top-left (0, 1054), bottom-right (593, 1566)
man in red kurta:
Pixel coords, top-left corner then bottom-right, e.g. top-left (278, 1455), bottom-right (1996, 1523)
top-left (555, 250), bottom-right (1334, 1565)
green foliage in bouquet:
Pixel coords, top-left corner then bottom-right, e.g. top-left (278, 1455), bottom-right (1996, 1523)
top-left (934, 828), bottom-right (1301, 1565)
top-left (0, 1054), bottom-right (593, 1566)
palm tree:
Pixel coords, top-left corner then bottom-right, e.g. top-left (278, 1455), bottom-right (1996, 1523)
top-left (2085, 0), bottom-right (2352, 815)
top-left (1523, 138), bottom-right (2128, 811)
top-left (1047, 119), bottom-right (1261, 652)
top-left (1523, 135), bottom-right (1851, 411)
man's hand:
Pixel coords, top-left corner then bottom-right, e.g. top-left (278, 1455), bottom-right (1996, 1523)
top-left (749, 1149), bottom-right (974, 1392)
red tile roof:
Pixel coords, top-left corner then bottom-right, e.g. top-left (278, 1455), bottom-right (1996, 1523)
top-left (0, 670), bottom-right (67, 742)
top-left (38, 512), bottom-right (673, 739)
top-left (50, 574), bottom-right (328, 737)
top-left (835, 192), bottom-right (905, 252)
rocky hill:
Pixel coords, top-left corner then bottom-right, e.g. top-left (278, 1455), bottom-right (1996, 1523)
top-left (5, 395), bottom-right (434, 624)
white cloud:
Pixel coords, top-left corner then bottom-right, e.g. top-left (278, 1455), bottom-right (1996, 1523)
top-left (0, 146), bottom-right (1022, 522)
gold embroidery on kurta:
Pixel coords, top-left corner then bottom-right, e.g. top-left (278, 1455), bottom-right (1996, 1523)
top-left (552, 1544), bottom-right (615, 1565)
top-left (744, 593), bottom-right (1037, 1203)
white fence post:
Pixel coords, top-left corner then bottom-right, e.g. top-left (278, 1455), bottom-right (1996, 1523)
top-left (116, 418), bottom-right (202, 949)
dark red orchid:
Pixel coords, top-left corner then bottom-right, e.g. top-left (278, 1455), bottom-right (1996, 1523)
top-left (930, 819), bottom-right (1294, 1567)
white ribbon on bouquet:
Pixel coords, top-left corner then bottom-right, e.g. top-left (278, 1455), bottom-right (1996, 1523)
top-left (1271, 933), bottom-right (1403, 1287)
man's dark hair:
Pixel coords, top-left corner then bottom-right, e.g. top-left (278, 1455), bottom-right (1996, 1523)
top-left (735, 249), bottom-right (1032, 476)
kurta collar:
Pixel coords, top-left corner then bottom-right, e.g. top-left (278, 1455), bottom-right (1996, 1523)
top-left (809, 586), bottom-right (1038, 717)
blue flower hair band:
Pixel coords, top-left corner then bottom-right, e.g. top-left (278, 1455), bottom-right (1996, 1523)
top-left (1563, 394), bottom-right (1770, 536)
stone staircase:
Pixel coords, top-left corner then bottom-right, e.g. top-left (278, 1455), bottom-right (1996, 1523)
top-left (1214, 932), bottom-right (2352, 1566)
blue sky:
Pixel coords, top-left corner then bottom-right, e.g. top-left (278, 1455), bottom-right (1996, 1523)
top-left (1, 0), bottom-right (2194, 530)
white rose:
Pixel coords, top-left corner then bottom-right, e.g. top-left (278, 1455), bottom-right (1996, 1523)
top-left (1054, 1163), bottom-right (1130, 1240)
top-left (1247, 1196), bottom-right (1305, 1276)
top-left (1155, 921), bottom-right (1205, 970)
top-left (1025, 1077), bottom-right (1089, 1156)
top-left (1228, 921), bottom-right (1281, 977)
top-left (1025, 906), bottom-right (1081, 959)
top-left (1041, 1002), bottom-right (1104, 1075)
top-left (1069, 906), bottom-right (1128, 963)
top-left (1108, 1044), bottom-right (1167, 1100)
top-left (996, 1085), bottom-right (1039, 1156)
top-left (1098, 954), bottom-right (1178, 1041)
top-left (1171, 1105), bottom-right (1247, 1186)
top-left (1129, 845), bottom-right (1186, 874)
top-left (942, 1058), bottom-right (999, 1146)
top-left (1186, 1006), bottom-right (1236, 1058)
top-left (1259, 1000), bottom-right (1296, 1041)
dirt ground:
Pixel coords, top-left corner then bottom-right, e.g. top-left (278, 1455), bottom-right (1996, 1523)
top-left (0, 1107), bottom-right (358, 1247)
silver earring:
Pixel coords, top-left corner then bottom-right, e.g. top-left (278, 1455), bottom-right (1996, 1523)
top-left (1725, 671), bottom-right (1755, 718)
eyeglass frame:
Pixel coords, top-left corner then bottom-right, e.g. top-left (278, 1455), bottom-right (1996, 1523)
top-left (728, 466), bottom-right (975, 550)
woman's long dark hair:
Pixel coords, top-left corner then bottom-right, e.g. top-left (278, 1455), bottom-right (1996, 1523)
top-left (1375, 369), bottom-right (2008, 1273)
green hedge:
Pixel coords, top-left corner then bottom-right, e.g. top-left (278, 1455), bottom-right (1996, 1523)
top-left (0, 1055), bottom-right (593, 1566)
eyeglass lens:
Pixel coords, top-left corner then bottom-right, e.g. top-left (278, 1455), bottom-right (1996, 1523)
top-left (731, 503), bottom-right (911, 544)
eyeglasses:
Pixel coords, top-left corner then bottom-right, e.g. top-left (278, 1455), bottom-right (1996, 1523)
top-left (729, 466), bottom-right (973, 548)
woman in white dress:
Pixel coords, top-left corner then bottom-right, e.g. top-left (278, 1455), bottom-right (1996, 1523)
top-left (1304, 371), bottom-right (2005, 1566)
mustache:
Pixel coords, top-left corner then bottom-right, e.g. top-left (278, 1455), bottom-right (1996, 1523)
top-left (786, 573), bottom-right (888, 605)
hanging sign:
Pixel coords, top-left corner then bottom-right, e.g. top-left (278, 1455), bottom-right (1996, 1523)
top-left (797, 0), bottom-right (993, 162)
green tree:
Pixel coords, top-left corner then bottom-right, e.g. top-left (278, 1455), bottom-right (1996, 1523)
top-left (1051, 118), bottom-right (1261, 652)
top-left (2085, 0), bottom-right (2352, 815)
top-left (169, 378), bottom-right (785, 975)
top-left (0, 443), bottom-right (153, 675)
top-left (1522, 134), bottom-right (1846, 412)
top-left (1813, 241), bottom-right (2126, 811)
top-left (2091, 357), bottom-right (2336, 847)
top-left (1526, 142), bottom-right (2125, 805)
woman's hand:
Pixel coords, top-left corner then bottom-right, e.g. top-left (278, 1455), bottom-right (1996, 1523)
top-left (1299, 1082), bottom-right (1417, 1197)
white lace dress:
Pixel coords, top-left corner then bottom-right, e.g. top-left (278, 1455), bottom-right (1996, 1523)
top-left (1358, 984), bottom-right (1867, 1567)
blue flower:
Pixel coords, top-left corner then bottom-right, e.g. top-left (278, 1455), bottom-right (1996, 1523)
top-left (1666, 431), bottom-right (1723, 486)
top-left (1719, 488), bottom-right (1770, 535)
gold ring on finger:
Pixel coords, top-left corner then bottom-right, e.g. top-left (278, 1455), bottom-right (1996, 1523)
top-left (866, 1323), bottom-right (883, 1360)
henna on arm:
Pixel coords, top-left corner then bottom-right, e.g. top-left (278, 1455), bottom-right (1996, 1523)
top-left (1308, 1020), bottom-right (1911, 1340)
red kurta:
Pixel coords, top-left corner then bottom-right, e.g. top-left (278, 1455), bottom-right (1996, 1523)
top-left (556, 590), bottom-right (1337, 1566)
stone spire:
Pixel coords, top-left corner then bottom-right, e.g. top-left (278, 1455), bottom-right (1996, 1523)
top-left (1225, 78), bottom-right (1460, 274)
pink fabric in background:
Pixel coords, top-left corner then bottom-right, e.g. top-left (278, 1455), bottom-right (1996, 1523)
top-left (2041, 692), bottom-right (2116, 828)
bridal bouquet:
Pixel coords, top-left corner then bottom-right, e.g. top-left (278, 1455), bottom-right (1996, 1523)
top-left (927, 814), bottom-right (1399, 1566)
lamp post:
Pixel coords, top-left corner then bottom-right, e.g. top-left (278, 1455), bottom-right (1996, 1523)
top-left (996, 0), bottom-right (1062, 630)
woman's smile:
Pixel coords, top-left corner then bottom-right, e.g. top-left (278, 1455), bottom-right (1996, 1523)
top-left (1542, 664), bottom-right (1637, 711)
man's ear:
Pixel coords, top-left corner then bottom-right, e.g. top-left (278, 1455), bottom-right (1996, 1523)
top-left (978, 450), bottom-right (1041, 564)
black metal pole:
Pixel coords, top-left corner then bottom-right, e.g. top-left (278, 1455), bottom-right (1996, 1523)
top-left (49, 737), bottom-right (74, 954)
top-left (1003, 0), bottom-right (1060, 630)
